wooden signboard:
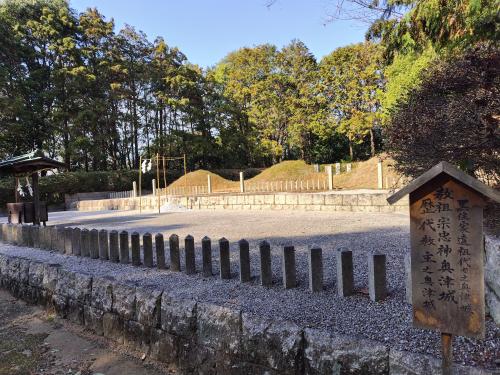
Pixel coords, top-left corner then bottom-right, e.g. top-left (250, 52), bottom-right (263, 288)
top-left (388, 162), bottom-right (500, 372)
top-left (410, 179), bottom-right (485, 338)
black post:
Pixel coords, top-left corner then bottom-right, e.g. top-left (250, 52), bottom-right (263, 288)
top-left (31, 172), bottom-right (40, 225)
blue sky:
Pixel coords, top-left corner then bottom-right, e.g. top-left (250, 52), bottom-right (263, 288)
top-left (70, 0), bottom-right (368, 68)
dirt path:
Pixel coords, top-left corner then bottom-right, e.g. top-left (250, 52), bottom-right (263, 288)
top-left (0, 289), bottom-right (171, 375)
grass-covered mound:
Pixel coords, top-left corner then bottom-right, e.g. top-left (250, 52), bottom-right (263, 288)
top-left (333, 156), bottom-right (401, 189)
top-left (168, 156), bottom-right (403, 191)
top-left (168, 170), bottom-right (238, 191)
top-left (247, 160), bottom-right (319, 182)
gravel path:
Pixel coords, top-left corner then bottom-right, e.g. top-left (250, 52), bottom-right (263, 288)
top-left (1, 209), bottom-right (499, 370)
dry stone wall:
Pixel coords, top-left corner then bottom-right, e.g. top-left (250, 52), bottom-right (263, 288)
top-left (0, 223), bottom-right (495, 375)
top-left (74, 191), bottom-right (409, 213)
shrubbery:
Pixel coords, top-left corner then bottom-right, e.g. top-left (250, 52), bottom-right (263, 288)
top-left (0, 167), bottom-right (262, 208)
top-left (0, 170), bottom-right (163, 207)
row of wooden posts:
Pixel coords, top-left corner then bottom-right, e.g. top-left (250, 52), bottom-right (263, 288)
top-left (3, 224), bottom-right (388, 302)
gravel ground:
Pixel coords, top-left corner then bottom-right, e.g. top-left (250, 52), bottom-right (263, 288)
top-left (1, 209), bottom-right (499, 370)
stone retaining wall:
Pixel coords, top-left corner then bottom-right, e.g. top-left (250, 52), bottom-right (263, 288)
top-left (0, 251), bottom-right (493, 375)
top-left (0, 224), bottom-right (495, 374)
top-left (485, 235), bottom-right (500, 324)
top-left (74, 191), bottom-right (409, 213)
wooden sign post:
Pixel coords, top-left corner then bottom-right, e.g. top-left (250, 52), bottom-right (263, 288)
top-left (388, 162), bottom-right (500, 374)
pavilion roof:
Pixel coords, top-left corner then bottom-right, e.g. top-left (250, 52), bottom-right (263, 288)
top-left (0, 151), bottom-right (66, 177)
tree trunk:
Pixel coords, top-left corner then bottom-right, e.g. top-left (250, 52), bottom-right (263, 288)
top-left (370, 127), bottom-right (376, 157)
top-left (63, 118), bottom-right (71, 170)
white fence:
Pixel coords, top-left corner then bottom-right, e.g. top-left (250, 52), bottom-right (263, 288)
top-left (108, 190), bottom-right (134, 199)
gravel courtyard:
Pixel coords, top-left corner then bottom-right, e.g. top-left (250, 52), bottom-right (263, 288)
top-left (1, 209), bottom-right (499, 370)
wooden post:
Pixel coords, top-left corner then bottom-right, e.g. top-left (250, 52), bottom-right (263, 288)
top-left (377, 161), bottom-right (383, 189)
top-left (31, 172), bottom-right (40, 225)
top-left (183, 153), bottom-right (187, 193)
top-left (162, 156), bottom-right (167, 195)
top-left (132, 181), bottom-right (137, 198)
top-left (156, 153), bottom-right (161, 214)
top-left (239, 171), bottom-right (245, 193)
top-left (441, 333), bottom-right (453, 375)
top-left (326, 165), bottom-right (333, 190)
top-left (139, 155), bottom-right (142, 213)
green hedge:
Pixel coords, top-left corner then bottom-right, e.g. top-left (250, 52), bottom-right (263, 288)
top-left (0, 167), bottom-right (263, 208)
top-left (0, 169), bottom-right (184, 207)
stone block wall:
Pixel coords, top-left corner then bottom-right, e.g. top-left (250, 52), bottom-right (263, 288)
top-left (74, 191), bottom-right (409, 213)
top-left (485, 235), bottom-right (500, 324)
top-left (0, 223), bottom-right (495, 375)
top-left (1, 251), bottom-right (494, 375)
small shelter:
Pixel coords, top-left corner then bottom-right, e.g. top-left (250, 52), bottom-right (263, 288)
top-left (0, 151), bottom-right (66, 225)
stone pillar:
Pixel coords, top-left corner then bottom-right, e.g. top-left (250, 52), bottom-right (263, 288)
top-left (377, 161), bottom-right (383, 189)
top-left (119, 231), bottom-right (129, 264)
top-left (155, 233), bottom-right (166, 269)
top-left (238, 239), bottom-right (251, 283)
top-left (90, 229), bottom-right (99, 259)
top-left (37, 226), bottom-right (46, 249)
top-left (109, 230), bottom-right (119, 262)
top-left (34, 224), bottom-right (42, 249)
top-left (80, 229), bottom-right (90, 257)
top-left (152, 179), bottom-right (156, 197)
top-left (335, 162), bottom-right (341, 175)
top-left (169, 234), bottom-right (180, 271)
top-left (308, 247), bottom-right (323, 292)
top-left (20, 225), bottom-right (30, 247)
top-left (56, 226), bottom-right (65, 253)
top-left (64, 227), bottom-right (73, 254)
top-left (368, 252), bottom-right (387, 302)
top-left (49, 226), bottom-right (58, 251)
top-left (184, 235), bottom-right (196, 274)
top-left (336, 248), bottom-right (354, 297)
top-left (326, 165), bottom-right (334, 190)
top-left (346, 163), bottom-right (352, 173)
top-left (43, 226), bottom-right (52, 249)
top-left (202, 236), bottom-right (212, 277)
top-left (98, 229), bottom-right (109, 260)
top-left (131, 232), bottom-right (141, 266)
top-left (32, 225), bottom-right (40, 248)
top-left (207, 174), bottom-right (212, 194)
top-left (259, 241), bottom-right (272, 286)
top-left (219, 237), bottom-right (231, 279)
top-left (404, 253), bottom-right (412, 304)
top-left (239, 171), bottom-right (245, 193)
top-left (72, 228), bottom-right (81, 256)
top-left (282, 245), bottom-right (296, 289)
top-left (143, 233), bottom-right (153, 267)
top-left (133, 181), bottom-right (137, 198)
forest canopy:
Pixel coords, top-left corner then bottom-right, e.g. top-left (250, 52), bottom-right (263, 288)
top-left (0, 0), bottom-right (498, 182)
top-left (0, 0), bottom-right (384, 170)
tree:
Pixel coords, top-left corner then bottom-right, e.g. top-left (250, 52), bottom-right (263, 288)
top-left (385, 44), bottom-right (500, 185)
top-left (0, 0), bottom-right (79, 158)
top-left (319, 42), bottom-right (384, 160)
top-left (277, 40), bottom-right (322, 162)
